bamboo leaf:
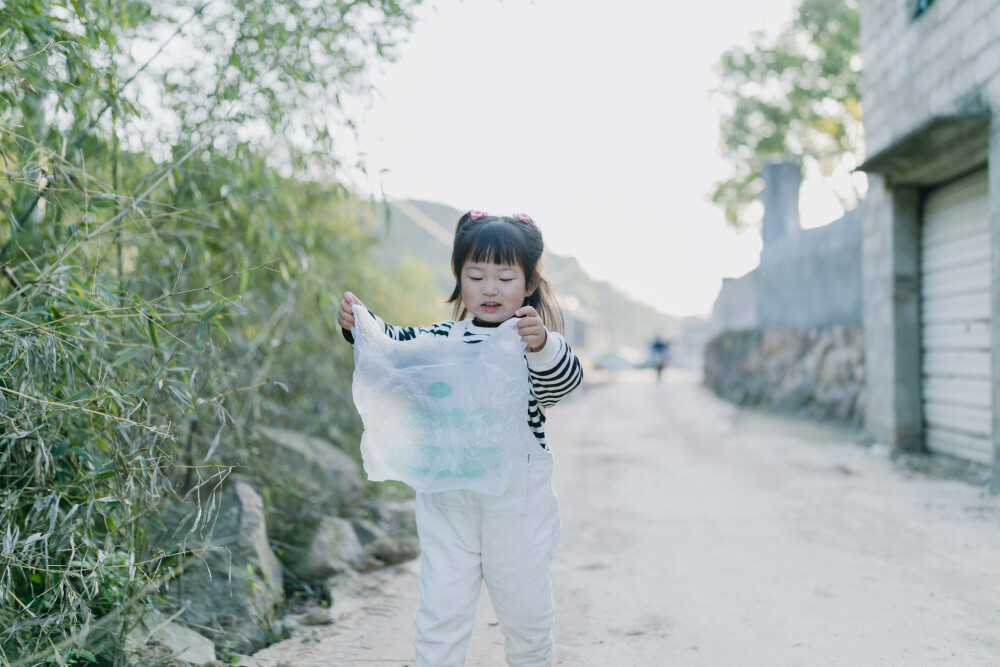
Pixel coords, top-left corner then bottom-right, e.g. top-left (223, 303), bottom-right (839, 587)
top-left (203, 425), bottom-right (223, 462)
top-left (109, 347), bottom-right (145, 368)
top-left (148, 317), bottom-right (160, 348)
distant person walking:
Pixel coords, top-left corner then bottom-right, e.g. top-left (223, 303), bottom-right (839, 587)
top-left (650, 335), bottom-right (670, 382)
top-left (337, 210), bottom-right (583, 667)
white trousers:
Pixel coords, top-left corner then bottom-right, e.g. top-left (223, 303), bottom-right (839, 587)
top-left (413, 442), bottom-right (561, 667)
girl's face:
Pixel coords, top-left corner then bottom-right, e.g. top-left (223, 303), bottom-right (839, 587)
top-left (460, 259), bottom-right (534, 324)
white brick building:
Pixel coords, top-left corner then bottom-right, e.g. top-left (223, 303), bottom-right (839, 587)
top-left (858, 0), bottom-right (1000, 471)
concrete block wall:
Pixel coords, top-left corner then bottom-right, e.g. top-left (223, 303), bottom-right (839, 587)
top-left (861, 176), bottom-right (897, 445)
top-left (860, 0), bottom-right (1000, 467)
top-left (860, 0), bottom-right (1000, 155)
top-left (862, 181), bottom-right (923, 450)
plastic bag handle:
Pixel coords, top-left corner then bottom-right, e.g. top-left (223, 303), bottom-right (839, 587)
top-left (350, 303), bottom-right (381, 343)
top-left (497, 315), bottom-right (528, 352)
top-left (351, 304), bottom-right (526, 352)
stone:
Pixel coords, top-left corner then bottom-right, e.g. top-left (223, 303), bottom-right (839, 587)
top-left (351, 517), bottom-right (388, 546)
top-left (124, 611), bottom-right (217, 665)
top-left (376, 500), bottom-right (418, 539)
top-left (704, 326), bottom-right (865, 428)
top-left (249, 426), bottom-right (363, 542)
top-left (301, 606), bottom-right (335, 626)
top-left (366, 535), bottom-right (421, 566)
top-left (283, 515), bottom-right (365, 580)
top-left (167, 481), bottom-right (284, 654)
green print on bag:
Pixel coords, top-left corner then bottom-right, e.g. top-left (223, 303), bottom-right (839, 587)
top-left (384, 401), bottom-right (506, 480)
top-left (402, 404), bottom-right (504, 430)
top-left (427, 381), bottom-right (452, 399)
top-left (382, 442), bottom-right (505, 480)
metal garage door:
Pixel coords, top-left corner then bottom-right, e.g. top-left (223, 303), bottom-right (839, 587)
top-left (920, 169), bottom-right (992, 463)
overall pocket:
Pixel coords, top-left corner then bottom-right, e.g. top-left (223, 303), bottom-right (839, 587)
top-left (432, 443), bottom-right (531, 517)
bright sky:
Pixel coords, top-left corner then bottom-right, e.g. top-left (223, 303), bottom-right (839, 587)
top-left (350, 0), bottom-right (823, 317)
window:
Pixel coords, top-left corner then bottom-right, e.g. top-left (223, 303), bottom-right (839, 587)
top-left (915, 0), bottom-right (936, 17)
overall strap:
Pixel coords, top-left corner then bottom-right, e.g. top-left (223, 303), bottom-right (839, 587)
top-left (447, 320), bottom-right (466, 339)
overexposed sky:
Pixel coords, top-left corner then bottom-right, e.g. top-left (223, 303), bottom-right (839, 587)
top-left (350, 0), bottom-right (834, 317)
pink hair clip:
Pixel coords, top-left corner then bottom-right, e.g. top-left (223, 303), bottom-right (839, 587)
top-left (469, 210), bottom-right (487, 219)
top-left (513, 213), bottom-right (532, 222)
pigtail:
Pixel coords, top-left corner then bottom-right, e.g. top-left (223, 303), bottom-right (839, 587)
top-left (449, 289), bottom-right (469, 322)
top-left (528, 273), bottom-right (565, 334)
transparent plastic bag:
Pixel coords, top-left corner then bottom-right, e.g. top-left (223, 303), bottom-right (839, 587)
top-left (350, 305), bottom-right (531, 495)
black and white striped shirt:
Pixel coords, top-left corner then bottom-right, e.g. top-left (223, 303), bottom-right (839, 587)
top-left (343, 316), bottom-right (583, 449)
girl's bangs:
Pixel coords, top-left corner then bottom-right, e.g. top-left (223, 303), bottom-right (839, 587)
top-left (464, 221), bottom-right (528, 268)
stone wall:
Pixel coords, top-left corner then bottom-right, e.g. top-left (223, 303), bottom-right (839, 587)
top-left (704, 327), bottom-right (866, 428)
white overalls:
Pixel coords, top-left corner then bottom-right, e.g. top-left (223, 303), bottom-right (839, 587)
top-left (412, 324), bottom-right (562, 667)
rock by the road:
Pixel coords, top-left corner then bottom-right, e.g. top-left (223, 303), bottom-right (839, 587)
top-left (284, 515), bottom-right (366, 580)
top-left (169, 481), bottom-right (284, 654)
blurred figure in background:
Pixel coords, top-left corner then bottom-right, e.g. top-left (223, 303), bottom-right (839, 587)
top-left (650, 335), bottom-right (670, 382)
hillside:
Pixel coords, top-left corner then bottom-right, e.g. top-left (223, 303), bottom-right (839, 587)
top-left (363, 199), bottom-right (697, 353)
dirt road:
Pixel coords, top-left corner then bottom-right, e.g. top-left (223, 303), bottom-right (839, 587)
top-left (249, 369), bottom-right (1000, 666)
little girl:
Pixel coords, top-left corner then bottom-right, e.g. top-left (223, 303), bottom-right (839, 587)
top-left (337, 210), bottom-right (583, 667)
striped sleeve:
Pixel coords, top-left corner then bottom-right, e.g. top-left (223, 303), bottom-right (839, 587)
top-left (379, 317), bottom-right (454, 341)
top-left (525, 332), bottom-right (583, 407)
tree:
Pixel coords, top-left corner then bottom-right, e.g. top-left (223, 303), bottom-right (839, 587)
top-left (0, 0), bottom-right (425, 661)
top-left (711, 0), bottom-right (863, 226)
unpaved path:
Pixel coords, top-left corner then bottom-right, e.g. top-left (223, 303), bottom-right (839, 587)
top-left (248, 369), bottom-right (1000, 666)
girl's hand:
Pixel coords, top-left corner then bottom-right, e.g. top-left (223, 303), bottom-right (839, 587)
top-left (337, 291), bottom-right (364, 330)
top-left (514, 306), bottom-right (547, 352)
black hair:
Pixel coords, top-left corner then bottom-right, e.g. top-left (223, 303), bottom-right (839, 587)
top-left (447, 212), bottom-right (564, 332)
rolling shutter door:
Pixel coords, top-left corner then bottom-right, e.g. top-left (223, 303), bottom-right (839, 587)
top-left (920, 169), bottom-right (992, 463)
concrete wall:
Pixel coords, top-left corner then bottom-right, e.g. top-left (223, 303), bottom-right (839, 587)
top-left (761, 161), bottom-right (802, 243)
top-left (710, 274), bottom-right (758, 336)
top-left (710, 207), bottom-right (863, 335)
top-left (756, 208), bottom-right (864, 330)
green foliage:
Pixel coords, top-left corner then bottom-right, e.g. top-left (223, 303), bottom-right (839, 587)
top-left (0, 0), bottom-right (423, 663)
top-left (711, 0), bottom-right (862, 226)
